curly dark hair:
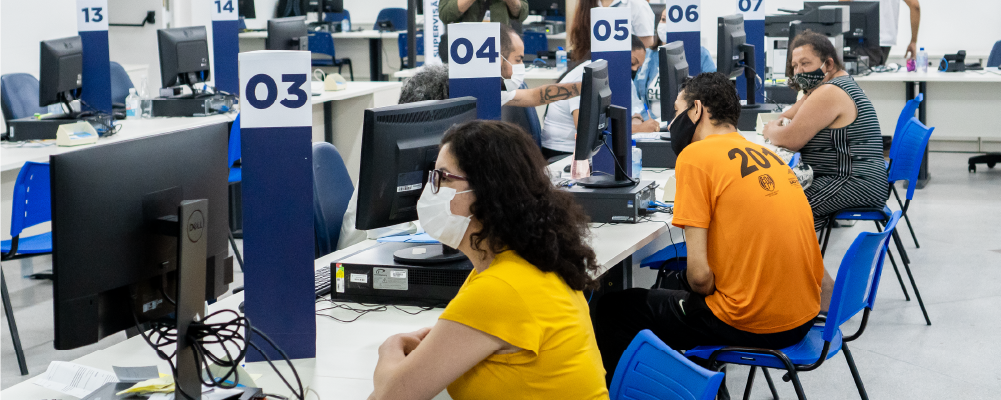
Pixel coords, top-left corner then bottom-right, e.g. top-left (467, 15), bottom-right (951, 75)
top-left (678, 72), bottom-right (741, 127)
top-left (786, 30), bottom-right (845, 91)
top-left (441, 120), bottom-right (600, 291)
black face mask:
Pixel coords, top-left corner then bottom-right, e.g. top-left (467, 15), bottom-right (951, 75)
top-left (631, 69), bottom-right (638, 80)
top-left (669, 105), bottom-right (700, 156)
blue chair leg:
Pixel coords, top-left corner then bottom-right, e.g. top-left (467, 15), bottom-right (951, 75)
top-left (842, 343), bottom-right (869, 400)
top-left (2, 271), bottom-right (29, 375)
top-left (891, 186), bottom-right (919, 248)
top-left (874, 221), bottom-right (911, 301)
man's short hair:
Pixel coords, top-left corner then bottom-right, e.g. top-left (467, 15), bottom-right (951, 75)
top-left (399, 63), bottom-right (450, 103)
top-left (500, 24), bottom-right (517, 58)
top-left (678, 73), bottom-right (741, 127)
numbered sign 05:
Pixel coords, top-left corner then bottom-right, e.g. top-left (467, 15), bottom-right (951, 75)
top-left (212, 0), bottom-right (238, 20)
top-left (664, 0), bottom-right (700, 32)
top-left (590, 7), bottom-right (630, 53)
top-left (77, 0), bottom-right (109, 31)
top-left (239, 51), bottom-right (312, 129)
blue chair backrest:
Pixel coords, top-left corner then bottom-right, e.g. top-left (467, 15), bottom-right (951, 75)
top-left (375, 8), bottom-right (407, 31)
top-left (398, 31), bottom-right (425, 59)
top-left (888, 117), bottom-right (934, 200)
top-left (109, 61), bottom-right (135, 105)
top-left (228, 114), bottom-right (241, 168)
top-left (523, 31), bottom-right (548, 57)
top-left (9, 162), bottom-right (52, 237)
top-left (310, 31), bottom-right (336, 58)
top-left (313, 142), bottom-right (354, 257)
top-left (1, 73), bottom-right (46, 122)
top-left (822, 211), bottom-right (901, 343)
top-left (324, 10), bottom-right (350, 23)
top-left (891, 93), bottom-right (922, 160)
top-left (987, 40), bottom-right (1001, 68)
top-left (610, 330), bottom-right (724, 400)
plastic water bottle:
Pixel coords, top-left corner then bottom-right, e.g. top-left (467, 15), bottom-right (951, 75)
top-left (483, 10), bottom-right (491, 22)
top-left (631, 140), bottom-right (642, 181)
top-left (125, 88), bottom-right (140, 119)
top-left (916, 48), bottom-right (928, 73)
top-left (556, 46), bottom-right (567, 72)
top-left (341, 18), bottom-right (350, 32)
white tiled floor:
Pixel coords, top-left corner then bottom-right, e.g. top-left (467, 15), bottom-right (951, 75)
top-left (3, 152), bottom-right (1000, 398)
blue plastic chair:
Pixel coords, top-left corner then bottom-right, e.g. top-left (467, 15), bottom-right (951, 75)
top-left (109, 61), bottom-right (135, 106)
top-left (610, 330), bottom-right (724, 400)
top-left (228, 114), bottom-right (242, 184)
top-left (687, 212), bottom-right (902, 400)
top-left (819, 117), bottom-right (933, 325)
top-left (987, 40), bottom-right (1001, 68)
top-left (375, 8), bottom-right (407, 32)
top-left (891, 93), bottom-right (923, 161)
top-left (323, 10), bottom-right (351, 24)
top-left (398, 31), bottom-right (425, 68)
top-left (309, 31), bottom-right (354, 81)
top-left (1, 73), bottom-right (46, 124)
top-left (1, 161), bottom-right (53, 376)
top-left (640, 241), bottom-right (687, 288)
top-left (523, 31), bottom-right (548, 59)
top-left (313, 142), bottom-right (354, 258)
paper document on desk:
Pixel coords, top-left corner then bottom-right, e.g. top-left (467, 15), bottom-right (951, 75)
top-left (377, 232), bottom-right (439, 244)
top-left (147, 386), bottom-right (245, 400)
top-left (34, 361), bottom-right (118, 398)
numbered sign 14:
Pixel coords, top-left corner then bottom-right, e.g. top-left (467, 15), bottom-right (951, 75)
top-left (212, 0), bottom-right (238, 21)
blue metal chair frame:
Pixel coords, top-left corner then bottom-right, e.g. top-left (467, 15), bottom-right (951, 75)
top-left (687, 212), bottom-right (903, 400)
top-left (398, 31), bottom-right (425, 68)
top-left (309, 31), bottom-right (354, 81)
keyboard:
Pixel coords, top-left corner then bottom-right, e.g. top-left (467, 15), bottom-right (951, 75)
top-left (315, 265), bottom-right (332, 298)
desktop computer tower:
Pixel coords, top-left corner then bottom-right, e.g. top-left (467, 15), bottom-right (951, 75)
top-left (565, 180), bottom-right (657, 223)
top-left (331, 242), bottom-right (473, 307)
top-left (6, 118), bottom-right (86, 141)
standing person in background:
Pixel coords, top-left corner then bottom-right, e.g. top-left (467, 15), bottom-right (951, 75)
top-left (850, 0), bottom-right (920, 65)
top-left (568, 0), bottom-right (656, 62)
top-left (439, 0), bottom-right (529, 25)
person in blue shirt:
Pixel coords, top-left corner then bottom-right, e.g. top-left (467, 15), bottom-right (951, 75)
top-left (633, 8), bottom-right (717, 121)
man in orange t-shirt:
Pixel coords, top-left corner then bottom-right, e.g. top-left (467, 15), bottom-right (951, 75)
top-left (594, 73), bottom-right (826, 386)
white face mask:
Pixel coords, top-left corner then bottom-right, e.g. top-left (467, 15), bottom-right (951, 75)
top-left (657, 22), bottom-right (668, 44)
top-left (416, 184), bottom-right (473, 249)
top-left (504, 56), bottom-right (526, 88)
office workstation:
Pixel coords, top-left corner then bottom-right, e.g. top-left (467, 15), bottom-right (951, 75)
top-left (3, 0), bottom-right (1001, 399)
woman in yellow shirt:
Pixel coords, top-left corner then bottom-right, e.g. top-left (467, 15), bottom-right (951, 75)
top-left (369, 121), bottom-right (610, 400)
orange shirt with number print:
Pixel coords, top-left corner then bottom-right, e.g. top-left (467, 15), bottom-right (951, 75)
top-left (672, 132), bottom-right (825, 334)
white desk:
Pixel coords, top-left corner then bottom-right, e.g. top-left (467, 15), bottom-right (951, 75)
top-left (0, 166), bottom-right (680, 400)
top-left (239, 30), bottom-right (402, 81)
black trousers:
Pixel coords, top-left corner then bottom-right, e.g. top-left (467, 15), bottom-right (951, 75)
top-left (541, 147), bottom-right (572, 160)
top-left (593, 272), bottom-right (814, 386)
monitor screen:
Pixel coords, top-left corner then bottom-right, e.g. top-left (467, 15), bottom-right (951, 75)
top-left (355, 97), bottom-right (478, 231)
top-left (39, 36), bottom-right (83, 108)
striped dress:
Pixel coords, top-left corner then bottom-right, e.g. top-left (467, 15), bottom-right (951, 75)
top-left (801, 75), bottom-right (889, 231)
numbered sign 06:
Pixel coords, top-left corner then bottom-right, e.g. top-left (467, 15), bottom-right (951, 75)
top-left (239, 51), bottom-right (312, 129)
top-left (591, 7), bottom-right (630, 53)
top-left (447, 23), bottom-right (500, 79)
top-left (664, 0), bottom-right (700, 32)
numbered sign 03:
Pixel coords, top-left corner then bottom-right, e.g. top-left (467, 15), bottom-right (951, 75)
top-left (664, 0), bottom-right (701, 75)
top-left (447, 23), bottom-right (501, 120)
top-left (238, 51), bottom-right (316, 362)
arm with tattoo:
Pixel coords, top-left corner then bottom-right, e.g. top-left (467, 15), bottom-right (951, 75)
top-left (506, 82), bottom-right (582, 108)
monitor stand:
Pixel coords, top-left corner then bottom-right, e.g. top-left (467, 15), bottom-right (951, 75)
top-left (739, 43), bottom-right (761, 110)
top-left (393, 244), bottom-right (468, 265)
top-left (576, 105), bottom-right (636, 189)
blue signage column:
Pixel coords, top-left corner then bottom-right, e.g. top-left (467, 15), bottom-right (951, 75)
top-left (447, 23), bottom-right (501, 120)
top-left (736, 0), bottom-right (765, 103)
top-left (240, 51), bottom-right (315, 361)
top-left (664, 0), bottom-right (701, 75)
top-left (77, 0), bottom-right (112, 113)
top-left (211, 0), bottom-right (240, 94)
top-left (590, 7), bottom-right (633, 177)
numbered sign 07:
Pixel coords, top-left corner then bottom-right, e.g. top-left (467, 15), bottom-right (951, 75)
top-left (239, 51), bottom-right (312, 129)
top-left (77, 0), bottom-right (109, 31)
top-left (447, 23), bottom-right (500, 79)
top-left (212, 0), bottom-right (238, 21)
top-left (736, 0), bottom-right (765, 20)
top-left (590, 7), bottom-right (630, 53)
top-left (664, 0), bottom-right (700, 33)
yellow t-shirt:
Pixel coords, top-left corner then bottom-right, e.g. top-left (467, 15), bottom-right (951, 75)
top-left (439, 251), bottom-right (609, 400)
top-left (672, 132), bottom-right (825, 334)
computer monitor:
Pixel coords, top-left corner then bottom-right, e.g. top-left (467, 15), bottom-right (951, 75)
top-left (527, 0), bottom-right (564, 18)
top-left (805, 1), bottom-right (880, 64)
top-left (38, 36), bottom-right (83, 110)
top-left (572, 60), bottom-right (632, 188)
top-left (717, 14), bottom-right (747, 79)
top-left (356, 97), bottom-right (478, 262)
top-left (51, 122), bottom-right (233, 398)
top-left (659, 41), bottom-right (689, 122)
top-left (157, 26), bottom-right (211, 89)
top-left (267, 16), bottom-right (309, 50)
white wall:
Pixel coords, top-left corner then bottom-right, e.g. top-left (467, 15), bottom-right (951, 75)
top-left (0, 0), bottom-right (79, 77)
top-left (108, 0), bottom-right (164, 91)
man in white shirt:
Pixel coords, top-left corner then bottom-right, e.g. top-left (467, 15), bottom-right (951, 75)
top-left (600, 0), bottom-right (656, 48)
top-left (870, 0), bottom-right (921, 64)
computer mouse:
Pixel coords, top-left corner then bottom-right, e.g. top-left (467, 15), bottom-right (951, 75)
top-left (564, 165), bottom-right (571, 173)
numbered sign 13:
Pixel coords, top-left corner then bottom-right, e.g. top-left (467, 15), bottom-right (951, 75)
top-left (77, 0), bottom-right (109, 31)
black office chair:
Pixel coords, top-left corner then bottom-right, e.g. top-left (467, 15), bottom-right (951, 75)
top-left (968, 40), bottom-right (1001, 173)
top-left (1, 73), bottom-right (46, 135)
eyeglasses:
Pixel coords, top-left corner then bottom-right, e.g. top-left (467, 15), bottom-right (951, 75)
top-left (429, 169), bottom-right (467, 194)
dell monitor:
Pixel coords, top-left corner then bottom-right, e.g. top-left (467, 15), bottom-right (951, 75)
top-left (267, 16), bottom-right (309, 50)
top-left (39, 36), bottom-right (83, 111)
top-left (572, 60), bottom-right (632, 188)
top-left (658, 41), bottom-right (689, 122)
top-left (157, 26), bottom-right (211, 89)
top-left (51, 122), bottom-right (234, 398)
top-left (356, 97), bottom-right (478, 263)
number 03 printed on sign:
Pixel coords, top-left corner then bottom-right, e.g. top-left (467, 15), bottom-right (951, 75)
top-left (239, 51), bottom-right (312, 129)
